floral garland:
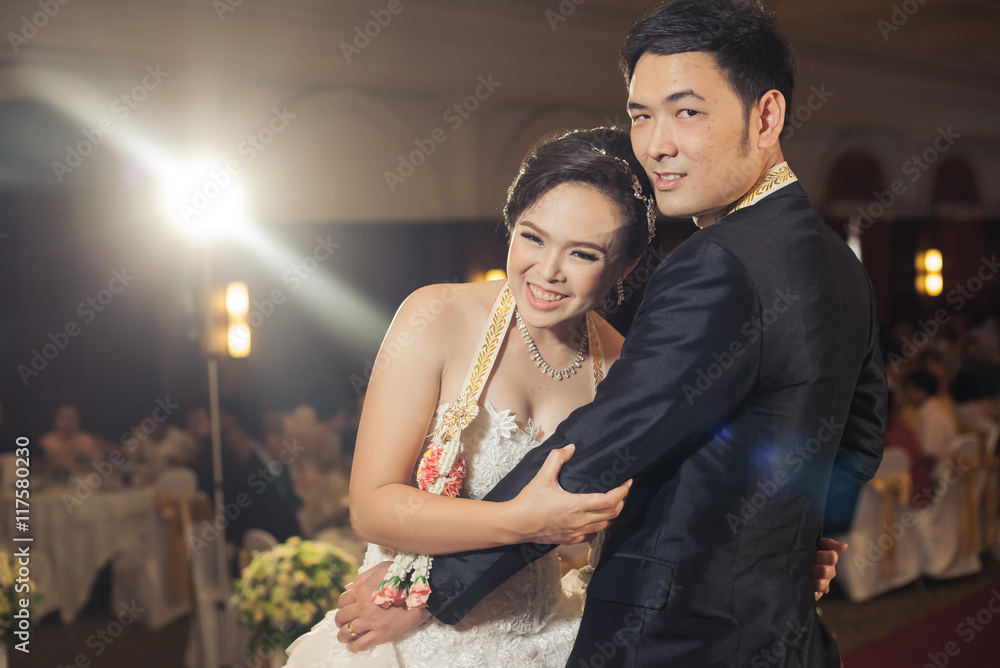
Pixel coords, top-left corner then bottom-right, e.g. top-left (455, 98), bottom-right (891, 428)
top-left (371, 394), bottom-right (480, 608)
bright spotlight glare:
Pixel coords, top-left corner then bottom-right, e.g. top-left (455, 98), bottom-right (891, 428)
top-left (161, 159), bottom-right (249, 240)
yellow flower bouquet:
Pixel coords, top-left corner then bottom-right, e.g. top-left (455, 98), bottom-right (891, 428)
top-left (231, 537), bottom-right (357, 656)
top-left (0, 546), bottom-right (40, 650)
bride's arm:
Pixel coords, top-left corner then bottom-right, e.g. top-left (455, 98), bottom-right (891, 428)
top-left (350, 284), bottom-right (626, 556)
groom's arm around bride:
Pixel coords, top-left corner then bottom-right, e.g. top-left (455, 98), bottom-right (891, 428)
top-left (424, 182), bottom-right (886, 666)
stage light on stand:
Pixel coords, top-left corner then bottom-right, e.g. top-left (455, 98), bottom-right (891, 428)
top-left (225, 282), bottom-right (251, 358)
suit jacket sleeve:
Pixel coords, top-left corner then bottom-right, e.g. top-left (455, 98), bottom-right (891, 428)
top-left (824, 281), bottom-right (887, 531)
top-left (427, 239), bottom-right (762, 624)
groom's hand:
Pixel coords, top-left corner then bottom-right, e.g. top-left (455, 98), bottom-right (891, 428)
top-left (812, 537), bottom-right (847, 601)
top-left (334, 561), bottom-right (431, 653)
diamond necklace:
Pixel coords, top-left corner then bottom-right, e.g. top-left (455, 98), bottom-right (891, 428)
top-left (514, 310), bottom-right (588, 381)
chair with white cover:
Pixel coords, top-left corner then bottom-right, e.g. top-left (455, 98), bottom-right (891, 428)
top-left (111, 466), bottom-right (196, 630)
top-left (243, 528), bottom-right (278, 554)
top-left (831, 447), bottom-right (922, 602)
top-left (30, 549), bottom-right (58, 621)
top-left (181, 492), bottom-right (249, 668)
top-left (913, 433), bottom-right (984, 579)
top-left (238, 528), bottom-right (280, 572)
top-left (158, 467), bottom-right (199, 497)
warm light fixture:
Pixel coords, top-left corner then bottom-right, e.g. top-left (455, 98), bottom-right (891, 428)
top-left (924, 273), bottom-right (943, 296)
top-left (923, 249), bottom-right (943, 273)
top-left (484, 269), bottom-right (507, 281)
top-left (915, 249), bottom-right (943, 297)
top-left (226, 282), bottom-right (251, 357)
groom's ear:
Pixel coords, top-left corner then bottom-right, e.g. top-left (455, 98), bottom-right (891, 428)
top-left (754, 90), bottom-right (786, 150)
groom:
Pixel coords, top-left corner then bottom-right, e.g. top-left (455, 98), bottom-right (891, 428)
top-left (339, 0), bottom-right (886, 664)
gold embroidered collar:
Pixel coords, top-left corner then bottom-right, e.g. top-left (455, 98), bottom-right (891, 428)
top-left (721, 161), bottom-right (798, 220)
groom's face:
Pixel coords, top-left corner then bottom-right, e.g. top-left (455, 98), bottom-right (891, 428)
top-left (628, 52), bottom-right (765, 227)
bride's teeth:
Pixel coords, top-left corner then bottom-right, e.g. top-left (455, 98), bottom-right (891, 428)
top-left (530, 285), bottom-right (563, 302)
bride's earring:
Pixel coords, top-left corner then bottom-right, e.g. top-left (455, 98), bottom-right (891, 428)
top-left (615, 279), bottom-right (625, 306)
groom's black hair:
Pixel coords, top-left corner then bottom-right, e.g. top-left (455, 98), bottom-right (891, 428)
top-left (621, 0), bottom-right (796, 139)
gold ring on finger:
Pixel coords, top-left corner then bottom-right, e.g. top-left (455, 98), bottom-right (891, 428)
top-left (348, 621), bottom-right (359, 638)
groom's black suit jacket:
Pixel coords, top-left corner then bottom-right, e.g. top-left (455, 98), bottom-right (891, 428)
top-left (426, 182), bottom-right (887, 667)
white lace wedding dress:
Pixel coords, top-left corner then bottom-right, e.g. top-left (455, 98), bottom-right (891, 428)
top-left (284, 401), bottom-right (586, 667)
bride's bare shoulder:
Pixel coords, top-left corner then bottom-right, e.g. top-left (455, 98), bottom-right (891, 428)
top-left (394, 280), bottom-right (504, 338)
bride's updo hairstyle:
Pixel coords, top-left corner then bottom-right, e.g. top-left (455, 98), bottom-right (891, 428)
top-left (503, 127), bottom-right (655, 265)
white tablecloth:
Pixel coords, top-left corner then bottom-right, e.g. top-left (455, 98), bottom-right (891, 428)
top-left (0, 485), bottom-right (157, 623)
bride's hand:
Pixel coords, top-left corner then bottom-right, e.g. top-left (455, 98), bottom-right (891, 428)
top-left (506, 444), bottom-right (631, 545)
top-left (334, 561), bottom-right (431, 652)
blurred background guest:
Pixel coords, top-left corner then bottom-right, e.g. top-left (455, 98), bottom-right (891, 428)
top-left (885, 389), bottom-right (934, 508)
top-left (39, 404), bottom-right (101, 475)
top-left (952, 369), bottom-right (999, 444)
top-left (125, 410), bottom-right (198, 470)
top-left (904, 369), bottom-right (959, 479)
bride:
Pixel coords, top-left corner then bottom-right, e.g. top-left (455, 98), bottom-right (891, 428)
top-left (284, 127), bottom-right (843, 667)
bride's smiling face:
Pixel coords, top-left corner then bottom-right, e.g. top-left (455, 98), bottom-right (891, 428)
top-left (507, 182), bottom-right (626, 330)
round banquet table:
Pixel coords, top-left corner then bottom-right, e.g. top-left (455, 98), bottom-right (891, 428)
top-left (0, 484), bottom-right (157, 624)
